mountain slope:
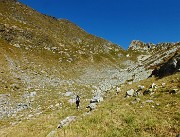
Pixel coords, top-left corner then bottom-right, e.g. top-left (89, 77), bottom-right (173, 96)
top-left (0, 0), bottom-right (131, 90)
top-left (0, 0), bottom-right (125, 63)
top-left (55, 72), bottom-right (180, 137)
top-left (0, 0), bottom-right (129, 124)
top-left (0, 0), bottom-right (180, 137)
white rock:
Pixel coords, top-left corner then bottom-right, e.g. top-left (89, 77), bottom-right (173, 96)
top-left (126, 89), bottom-right (135, 96)
top-left (116, 87), bottom-right (121, 94)
top-left (55, 103), bottom-right (60, 107)
top-left (57, 116), bottom-right (76, 128)
top-left (90, 95), bottom-right (103, 103)
top-left (151, 83), bottom-right (157, 88)
top-left (162, 83), bottom-right (166, 87)
top-left (30, 91), bottom-right (36, 97)
top-left (87, 103), bottom-right (96, 111)
top-left (145, 100), bottom-right (154, 103)
top-left (138, 85), bottom-right (145, 90)
top-left (46, 130), bottom-right (57, 137)
top-left (64, 91), bottom-right (73, 97)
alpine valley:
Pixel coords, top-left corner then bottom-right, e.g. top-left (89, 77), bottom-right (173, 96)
top-left (0, 0), bottom-right (179, 137)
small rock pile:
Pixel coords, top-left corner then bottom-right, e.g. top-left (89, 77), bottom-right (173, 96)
top-left (86, 95), bottom-right (104, 111)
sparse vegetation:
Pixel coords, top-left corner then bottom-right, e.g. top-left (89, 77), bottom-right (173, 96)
top-left (2, 73), bottom-right (178, 137)
top-left (0, 1), bottom-right (179, 137)
top-left (54, 73), bottom-right (180, 137)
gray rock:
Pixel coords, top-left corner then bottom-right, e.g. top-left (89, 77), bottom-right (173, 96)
top-left (116, 87), bottom-right (121, 94)
top-left (126, 89), bottom-right (135, 96)
top-left (30, 91), bottom-right (36, 97)
top-left (145, 100), bottom-right (154, 103)
top-left (46, 130), bottom-right (57, 137)
top-left (135, 98), bottom-right (141, 102)
top-left (138, 85), bottom-right (145, 90)
top-left (55, 103), bottom-right (62, 108)
top-left (64, 91), bottom-right (73, 97)
top-left (57, 116), bottom-right (76, 128)
top-left (133, 91), bottom-right (139, 97)
top-left (90, 95), bottom-right (103, 103)
top-left (0, 94), bottom-right (9, 105)
top-left (17, 103), bottom-right (29, 110)
top-left (151, 53), bottom-right (180, 77)
top-left (86, 103), bottom-right (96, 111)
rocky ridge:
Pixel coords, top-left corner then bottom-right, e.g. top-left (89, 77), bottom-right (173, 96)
top-left (128, 40), bottom-right (179, 52)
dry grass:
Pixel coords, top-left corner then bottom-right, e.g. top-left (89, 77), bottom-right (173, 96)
top-left (0, 85), bottom-right (92, 137)
top-left (0, 69), bottom-right (178, 136)
top-left (0, 74), bottom-right (179, 137)
top-left (55, 73), bottom-right (180, 137)
top-left (0, 1), bottom-right (179, 137)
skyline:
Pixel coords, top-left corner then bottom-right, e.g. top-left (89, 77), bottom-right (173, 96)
top-left (19, 0), bottom-right (180, 49)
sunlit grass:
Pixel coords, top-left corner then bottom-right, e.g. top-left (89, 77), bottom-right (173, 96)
top-left (55, 73), bottom-right (180, 137)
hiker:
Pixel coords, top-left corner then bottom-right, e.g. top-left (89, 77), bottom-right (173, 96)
top-left (76, 95), bottom-right (80, 109)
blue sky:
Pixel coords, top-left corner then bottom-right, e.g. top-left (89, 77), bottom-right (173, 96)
top-left (19, 0), bottom-right (180, 49)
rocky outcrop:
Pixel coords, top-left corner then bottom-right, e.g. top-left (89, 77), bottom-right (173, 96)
top-left (128, 40), bottom-right (180, 80)
top-left (151, 53), bottom-right (180, 77)
top-left (128, 40), bottom-right (155, 51)
top-left (128, 40), bottom-right (179, 53)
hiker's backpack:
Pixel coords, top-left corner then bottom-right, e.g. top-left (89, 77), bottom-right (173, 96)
top-left (76, 96), bottom-right (80, 102)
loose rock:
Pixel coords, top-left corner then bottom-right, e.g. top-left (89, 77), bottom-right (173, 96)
top-left (57, 116), bottom-right (76, 128)
top-left (126, 89), bottom-right (135, 97)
